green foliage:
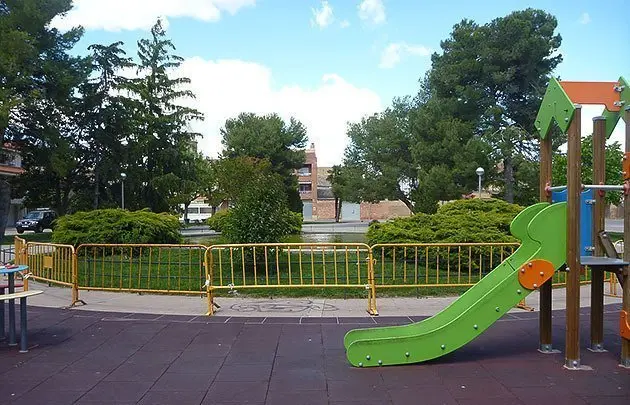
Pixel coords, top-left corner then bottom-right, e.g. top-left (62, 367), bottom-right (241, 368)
top-left (428, 9), bottom-right (562, 203)
top-left (286, 211), bottom-right (303, 235)
top-left (343, 97), bottom-right (489, 214)
top-left (51, 209), bottom-right (182, 246)
top-left (552, 134), bottom-right (623, 205)
top-left (220, 112), bottom-right (307, 213)
top-left (367, 198), bottom-right (524, 245)
top-left (206, 209), bottom-right (231, 233)
top-left (222, 174), bottom-right (296, 244)
top-left (212, 157), bottom-right (273, 204)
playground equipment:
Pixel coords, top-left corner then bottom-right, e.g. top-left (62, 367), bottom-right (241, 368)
top-left (344, 77), bottom-right (630, 369)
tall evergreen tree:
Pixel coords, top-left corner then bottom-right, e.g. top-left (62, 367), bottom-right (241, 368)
top-left (126, 18), bottom-right (204, 212)
top-left (80, 41), bottom-right (134, 209)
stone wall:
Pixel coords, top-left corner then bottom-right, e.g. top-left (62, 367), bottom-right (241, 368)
top-left (313, 200), bottom-right (411, 221)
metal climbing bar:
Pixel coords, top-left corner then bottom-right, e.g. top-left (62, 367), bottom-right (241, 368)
top-left (547, 184), bottom-right (624, 192)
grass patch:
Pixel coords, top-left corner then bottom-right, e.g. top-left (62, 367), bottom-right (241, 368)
top-left (2, 232), bottom-right (53, 244)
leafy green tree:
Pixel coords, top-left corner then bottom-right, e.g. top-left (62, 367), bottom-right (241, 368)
top-left (344, 97), bottom-right (488, 214)
top-left (125, 19), bottom-right (204, 212)
top-left (552, 134), bottom-right (623, 205)
top-left (327, 165), bottom-right (347, 222)
top-left (0, 0), bottom-right (83, 238)
top-left (343, 98), bottom-right (418, 211)
top-left (428, 9), bottom-right (563, 202)
top-left (152, 150), bottom-right (212, 222)
top-left (220, 112), bottom-right (308, 213)
top-left (211, 156), bottom-right (274, 205)
top-left (222, 172), bottom-right (295, 244)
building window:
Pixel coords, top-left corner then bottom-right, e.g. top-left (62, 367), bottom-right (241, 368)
top-left (299, 183), bottom-right (312, 192)
top-left (298, 165), bottom-right (311, 176)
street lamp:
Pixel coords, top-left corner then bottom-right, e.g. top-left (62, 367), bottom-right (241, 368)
top-left (120, 173), bottom-right (127, 209)
top-left (475, 167), bottom-right (485, 199)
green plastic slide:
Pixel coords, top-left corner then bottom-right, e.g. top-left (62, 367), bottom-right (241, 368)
top-left (344, 202), bottom-right (567, 367)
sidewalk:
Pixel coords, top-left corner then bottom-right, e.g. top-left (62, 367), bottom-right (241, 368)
top-left (26, 281), bottom-right (623, 318)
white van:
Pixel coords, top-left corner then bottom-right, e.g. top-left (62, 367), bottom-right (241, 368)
top-left (179, 202), bottom-right (213, 224)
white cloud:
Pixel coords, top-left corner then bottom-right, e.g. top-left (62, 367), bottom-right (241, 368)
top-left (311, 1), bottom-right (334, 29)
top-left (358, 0), bottom-right (386, 25)
top-left (340, 20), bottom-right (351, 28)
top-left (579, 12), bottom-right (591, 25)
top-left (174, 57), bottom-right (383, 166)
top-left (379, 42), bottom-right (432, 69)
top-left (51, 0), bottom-right (256, 32)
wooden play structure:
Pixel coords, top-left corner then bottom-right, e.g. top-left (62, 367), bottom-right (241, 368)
top-left (535, 76), bottom-right (630, 369)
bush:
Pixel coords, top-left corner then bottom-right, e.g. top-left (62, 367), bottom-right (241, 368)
top-left (206, 209), bottom-right (231, 232)
top-left (367, 198), bottom-right (524, 245)
top-left (222, 174), bottom-right (296, 244)
top-left (52, 209), bottom-right (182, 246)
top-left (286, 211), bottom-right (303, 234)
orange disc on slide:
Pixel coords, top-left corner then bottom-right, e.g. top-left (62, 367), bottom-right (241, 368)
top-left (621, 311), bottom-right (630, 340)
top-left (517, 259), bottom-right (554, 290)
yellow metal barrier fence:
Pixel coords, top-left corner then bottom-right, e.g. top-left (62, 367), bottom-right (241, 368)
top-left (16, 238), bottom-right (622, 315)
top-left (371, 243), bottom-right (520, 290)
top-left (205, 243), bottom-right (375, 315)
top-left (75, 244), bottom-right (208, 299)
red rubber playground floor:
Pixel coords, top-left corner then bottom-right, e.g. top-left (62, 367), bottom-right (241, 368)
top-left (0, 304), bottom-right (628, 405)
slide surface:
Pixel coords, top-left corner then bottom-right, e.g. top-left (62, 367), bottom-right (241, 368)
top-left (344, 202), bottom-right (567, 367)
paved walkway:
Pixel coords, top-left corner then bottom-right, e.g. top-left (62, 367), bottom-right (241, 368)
top-left (26, 281), bottom-right (623, 318)
top-left (0, 303), bottom-right (627, 404)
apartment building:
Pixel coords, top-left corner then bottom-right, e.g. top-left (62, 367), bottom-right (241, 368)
top-left (0, 143), bottom-right (26, 226)
top-left (297, 143), bottom-right (318, 219)
top-left (297, 143), bottom-right (411, 221)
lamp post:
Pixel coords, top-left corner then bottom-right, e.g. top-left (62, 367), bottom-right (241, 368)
top-left (120, 173), bottom-right (126, 209)
top-left (475, 167), bottom-right (484, 199)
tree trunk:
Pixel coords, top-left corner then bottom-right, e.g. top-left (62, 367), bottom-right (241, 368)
top-left (396, 187), bottom-right (415, 213)
top-left (183, 201), bottom-right (190, 224)
top-left (338, 200), bottom-right (343, 222)
top-left (504, 155), bottom-right (515, 203)
top-left (0, 179), bottom-right (11, 243)
top-left (334, 197), bottom-right (339, 222)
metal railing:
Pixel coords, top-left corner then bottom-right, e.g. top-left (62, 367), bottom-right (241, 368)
top-left (15, 237), bottom-right (623, 315)
top-left (75, 244), bottom-right (208, 297)
top-left (371, 243), bottom-right (519, 289)
top-left (205, 243), bottom-right (375, 315)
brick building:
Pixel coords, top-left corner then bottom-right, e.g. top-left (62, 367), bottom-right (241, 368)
top-left (1, 143), bottom-right (26, 226)
top-left (297, 144), bottom-right (411, 221)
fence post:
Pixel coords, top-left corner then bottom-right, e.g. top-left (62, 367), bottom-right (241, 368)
top-left (367, 247), bottom-right (378, 316)
top-left (205, 247), bottom-right (214, 316)
top-left (70, 248), bottom-right (86, 307)
top-left (15, 237), bottom-right (29, 291)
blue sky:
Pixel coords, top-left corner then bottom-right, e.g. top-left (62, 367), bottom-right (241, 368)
top-left (53, 0), bottom-right (630, 166)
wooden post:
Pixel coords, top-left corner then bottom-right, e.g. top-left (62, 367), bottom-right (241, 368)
top-left (539, 126), bottom-right (554, 353)
top-left (590, 116), bottom-right (606, 352)
top-left (565, 105), bottom-right (582, 369)
top-left (622, 106), bottom-right (630, 368)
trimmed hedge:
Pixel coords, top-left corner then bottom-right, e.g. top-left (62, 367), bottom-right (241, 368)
top-left (51, 209), bottom-right (182, 246)
top-left (206, 209), bottom-right (231, 232)
top-left (367, 198), bottom-right (524, 245)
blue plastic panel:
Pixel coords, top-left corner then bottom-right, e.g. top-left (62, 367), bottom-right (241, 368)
top-left (551, 188), bottom-right (593, 256)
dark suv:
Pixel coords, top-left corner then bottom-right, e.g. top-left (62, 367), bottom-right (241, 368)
top-left (15, 209), bottom-right (57, 234)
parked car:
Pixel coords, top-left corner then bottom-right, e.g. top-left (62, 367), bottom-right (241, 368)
top-left (15, 209), bottom-right (57, 233)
